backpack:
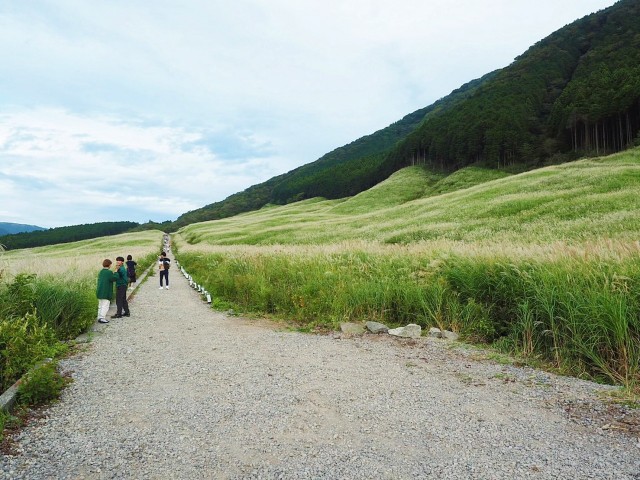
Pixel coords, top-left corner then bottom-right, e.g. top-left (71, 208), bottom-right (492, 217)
top-left (163, 259), bottom-right (170, 270)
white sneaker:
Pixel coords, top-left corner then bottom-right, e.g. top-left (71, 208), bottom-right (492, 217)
top-left (165, 286), bottom-right (169, 289)
top-left (159, 286), bottom-right (164, 289)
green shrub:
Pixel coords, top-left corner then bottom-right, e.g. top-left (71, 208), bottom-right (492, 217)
top-left (1, 273), bottom-right (38, 319)
top-left (0, 274), bottom-right (95, 343)
top-left (17, 361), bottom-right (69, 407)
top-left (137, 251), bottom-right (160, 274)
top-left (0, 312), bottom-right (64, 391)
top-left (0, 274), bottom-right (88, 391)
top-left (0, 410), bottom-right (8, 440)
top-left (0, 410), bottom-right (21, 442)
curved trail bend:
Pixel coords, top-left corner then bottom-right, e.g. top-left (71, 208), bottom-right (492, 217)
top-left (2, 253), bottom-right (638, 479)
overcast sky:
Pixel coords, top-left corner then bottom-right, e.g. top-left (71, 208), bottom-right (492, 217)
top-left (0, 0), bottom-right (617, 228)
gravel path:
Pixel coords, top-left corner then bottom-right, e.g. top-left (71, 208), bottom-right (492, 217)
top-left (2, 255), bottom-right (639, 479)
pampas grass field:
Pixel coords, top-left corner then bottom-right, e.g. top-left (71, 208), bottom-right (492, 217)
top-left (0, 230), bottom-right (164, 281)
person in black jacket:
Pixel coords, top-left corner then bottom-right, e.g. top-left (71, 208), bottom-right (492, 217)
top-left (113, 256), bottom-right (130, 318)
top-left (158, 252), bottom-right (171, 290)
top-left (126, 254), bottom-right (137, 290)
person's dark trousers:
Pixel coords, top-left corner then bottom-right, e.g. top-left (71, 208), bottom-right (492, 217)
top-left (160, 270), bottom-right (169, 287)
top-left (116, 285), bottom-right (129, 315)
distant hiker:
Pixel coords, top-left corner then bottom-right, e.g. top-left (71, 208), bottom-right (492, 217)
top-left (159, 251), bottom-right (171, 289)
top-left (96, 259), bottom-right (117, 324)
top-left (126, 254), bottom-right (137, 290)
top-left (113, 256), bottom-right (131, 318)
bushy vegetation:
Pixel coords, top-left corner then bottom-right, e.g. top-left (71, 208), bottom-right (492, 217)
top-left (0, 274), bottom-right (93, 391)
top-left (17, 360), bottom-right (69, 407)
top-left (0, 409), bottom-right (20, 442)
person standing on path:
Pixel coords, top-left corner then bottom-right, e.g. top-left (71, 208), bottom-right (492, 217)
top-left (96, 259), bottom-right (117, 324)
top-left (159, 251), bottom-right (171, 289)
top-left (126, 254), bottom-right (137, 290)
top-left (113, 256), bottom-right (131, 318)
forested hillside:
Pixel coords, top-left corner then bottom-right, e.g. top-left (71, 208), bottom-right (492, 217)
top-left (173, 0), bottom-right (639, 230)
top-left (381, 0), bottom-right (640, 175)
top-left (0, 221), bottom-right (140, 250)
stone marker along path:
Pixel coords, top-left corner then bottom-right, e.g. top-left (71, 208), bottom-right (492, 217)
top-left (1, 252), bottom-right (639, 479)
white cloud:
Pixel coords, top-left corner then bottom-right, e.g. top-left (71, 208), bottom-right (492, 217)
top-left (0, 108), bottom-right (284, 227)
top-left (0, 0), bottom-right (617, 227)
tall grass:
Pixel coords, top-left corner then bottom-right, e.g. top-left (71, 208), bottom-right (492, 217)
top-left (0, 274), bottom-right (95, 391)
top-left (444, 255), bottom-right (640, 386)
top-left (177, 243), bottom-right (639, 389)
top-left (0, 230), bottom-right (164, 280)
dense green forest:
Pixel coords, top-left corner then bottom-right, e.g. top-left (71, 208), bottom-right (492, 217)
top-left (0, 222), bottom-right (140, 250)
top-left (382, 0), bottom-right (640, 175)
top-left (170, 0), bottom-right (640, 230)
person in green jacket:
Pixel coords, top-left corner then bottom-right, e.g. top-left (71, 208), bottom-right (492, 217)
top-left (113, 256), bottom-right (130, 318)
top-left (96, 259), bottom-right (117, 324)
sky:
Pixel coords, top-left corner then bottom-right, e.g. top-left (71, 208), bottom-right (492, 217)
top-left (0, 0), bottom-right (618, 228)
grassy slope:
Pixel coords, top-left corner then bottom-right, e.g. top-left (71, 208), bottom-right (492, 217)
top-left (1, 230), bottom-right (164, 279)
top-left (329, 166), bottom-right (444, 215)
top-left (176, 148), bottom-right (640, 247)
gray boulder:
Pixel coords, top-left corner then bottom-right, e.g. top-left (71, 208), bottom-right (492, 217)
top-left (388, 324), bottom-right (422, 338)
top-left (365, 321), bottom-right (389, 334)
top-left (442, 330), bottom-right (460, 341)
top-left (428, 327), bottom-right (460, 341)
top-left (428, 327), bottom-right (442, 338)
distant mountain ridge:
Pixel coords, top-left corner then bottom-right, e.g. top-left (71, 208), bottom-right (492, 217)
top-left (0, 222), bottom-right (45, 236)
